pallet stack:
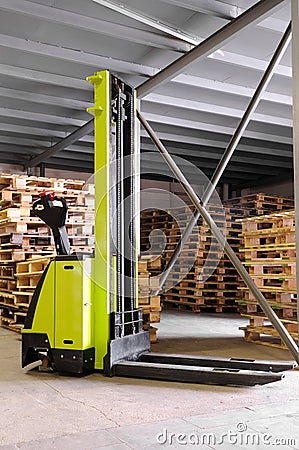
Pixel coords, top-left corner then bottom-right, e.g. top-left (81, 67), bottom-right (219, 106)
top-left (238, 210), bottom-right (298, 349)
top-left (1, 256), bottom-right (52, 332)
top-left (140, 204), bottom-right (244, 313)
top-left (0, 174), bottom-right (94, 332)
top-left (0, 173), bottom-right (162, 335)
top-left (140, 194), bottom-right (295, 316)
top-left (138, 255), bottom-right (162, 343)
top-left (224, 193), bottom-right (294, 216)
top-left (140, 209), bottom-right (173, 262)
top-left (160, 204), bottom-right (244, 312)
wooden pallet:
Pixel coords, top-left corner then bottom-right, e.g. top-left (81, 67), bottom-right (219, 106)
top-left (225, 194), bottom-right (294, 216)
top-left (0, 190), bottom-right (33, 207)
top-left (247, 262), bottom-right (296, 276)
top-left (239, 210), bottom-right (295, 232)
top-left (239, 289), bottom-right (297, 304)
top-left (237, 208), bottom-right (299, 347)
top-left (0, 175), bottom-right (96, 333)
top-left (0, 291), bottom-right (16, 306)
top-left (0, 278), bottom-right (16, 292)
top-left (240, 324), bottom-right (298, 350)
top-left (138, 256), bottom-right (162, 333)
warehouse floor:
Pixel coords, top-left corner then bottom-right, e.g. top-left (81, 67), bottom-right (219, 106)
top-left (0, 310), bottom-right (298, 449)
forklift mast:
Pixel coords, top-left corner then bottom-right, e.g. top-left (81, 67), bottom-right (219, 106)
top-left (87, 71), bottom-right (149, 371)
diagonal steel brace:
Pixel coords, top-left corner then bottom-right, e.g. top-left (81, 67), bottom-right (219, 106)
top-left (137, 109), bottom-right (299, 364)
top-left (155, 22), bottom-right (292, 295)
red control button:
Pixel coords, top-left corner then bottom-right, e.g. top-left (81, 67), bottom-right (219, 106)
top-left (39, 191), bottom-right (55, 201)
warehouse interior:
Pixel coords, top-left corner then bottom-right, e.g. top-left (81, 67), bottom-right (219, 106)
top-left (0, 0), bottom-right (299, 448)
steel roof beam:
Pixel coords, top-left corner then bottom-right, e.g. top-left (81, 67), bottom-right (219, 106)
top-left (25, 108), bottom-right (292, 168)
top-left (0, 135), bottom-right (92, 151)
top-left (140, 131), bottom-right (292, 158)
top-left (0, 136), bottom-right (56, 148)
top-left (140, 161), bottom-right (276, 181)
top-left (161, 0), bottom-right (290, 35)
top-left (3, 132), bottom-right (291, 166)
top-left (0, 86), bottom-right (92, 110)
top-left (0, 64), bottom-right (91, 91)
top-left (207, 49), bottom-right (291, 77)
top-left (0, 0), bottom-right (189, 52)
top-left (34, 157), bottom-right (94, 171)
top-left (53, 152), bottom-right (93, 162)
top-left (0, 63), bottom-right (292, 117)
top-left (0, 64), bottom-right (292, 108)
top-left (143, 93), bottom-right (292, 127)
top-left (0, 35), bottom-right (291, 84)
top-left (2, 154), bottom-right (93, 170)
top-left (137, 0), bottom-right (287, 97)
top-left (159, 0), bottom-right (238, 20)
top-left (259, 16), bottom-right (291, 33)
top-left (0, 123), bottom-right (93, 142)
top-left (0, 107), bottom-right (85, 127)
top-left (143, 112), bottom-right (293, 145)
top-left (6, 86), bottom-right (290, 128)
top-left (1, 85), bottom-right (292, 129)
top-left (173, 74), bottom-right (292, 105)
top-left (141, 151), bottom-right (282, 175)
top-left (141, 143), bottom-right (292, 168)
top-left (92, 0), bottom-right (198, 46)
top-left (24, 120), bottom-right (94, 169)
top-left (26, 107), bottom-right (290, 169)
top-left (0, 144), bottom-right (94, 160)
top-left (0, 34), bottom-right (156, 78)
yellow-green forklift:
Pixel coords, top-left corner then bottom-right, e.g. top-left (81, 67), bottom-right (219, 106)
top-left (21, 71), bottom-right (294, 385)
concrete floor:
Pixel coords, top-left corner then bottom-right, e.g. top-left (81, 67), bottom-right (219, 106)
top-left (0, 310), bottom-right (298, 449)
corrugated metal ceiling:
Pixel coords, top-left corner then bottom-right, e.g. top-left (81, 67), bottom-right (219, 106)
top-left (0, 0), bottom-right (293, 188)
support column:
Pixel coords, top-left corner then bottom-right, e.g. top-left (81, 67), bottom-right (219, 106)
top-left (291, 0), bottom-right (299, 340)
top-left (222, 183), bottom-right (229, 202)
top-left (39, 163), bottom-right (45, 177)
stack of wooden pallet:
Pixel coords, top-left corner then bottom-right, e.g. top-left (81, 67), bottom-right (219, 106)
top-left (140, 209), bottom-right (172, 262)
top-left (0, 174), bottom-right (162, 335)
top-left (1, 256), bottom-right (52, 332)
top-left (138, 255), bottom-right (162, 343)
top-left (238, 210), bottom-right (298, 349)
top-left (140, 204), bottom-right (244, 313)
top-left (0, 174), bottom-right (94, 332)
top-left (224, 193), bottom-right (294, 216)
top-left (161, 204), bottom-right (244, 312)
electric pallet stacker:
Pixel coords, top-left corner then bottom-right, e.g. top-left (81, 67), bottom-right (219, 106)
top-left (22, 70), bottom-right (295, 386)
